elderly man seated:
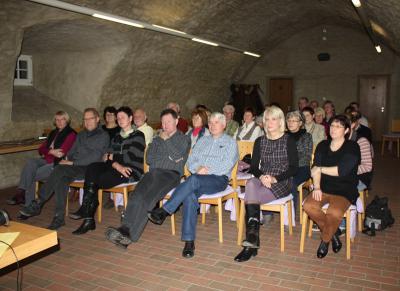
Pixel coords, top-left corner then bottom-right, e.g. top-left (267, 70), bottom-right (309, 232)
top-left (133, 108), bottom-right (154, 145)
top-left (19, 108), bottom-right (109, 230)
top-left (148, 112), bottom-right (239, 258)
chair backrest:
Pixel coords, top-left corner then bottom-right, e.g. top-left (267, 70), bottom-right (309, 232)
top-left (391, 119), bottom-right (400, 133)
top-left (143, 147), bottom-right (149, 173)
top-left (237, 141), bottom-right (254, 160)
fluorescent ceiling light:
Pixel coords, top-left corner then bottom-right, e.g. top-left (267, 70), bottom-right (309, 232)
top-left (152, 24), bottom-right (186, 35)
top-left (375, 45), bottom-right (382, 53)
top-left (192, 38), bottom-right (219, 47)
top-left (244, 51), bottom-right (261, 58)
top-left (352, 0), bottom-right (361, 8)
top-left (93, 13), bottom-right (144, 28)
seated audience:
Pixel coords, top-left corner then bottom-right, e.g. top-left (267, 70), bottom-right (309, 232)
top-left (303, 115), bottom-right (360, 259)
top-left (349, 114), bottom-right (373, 189)
top-left (286, 110), bottom-right (313, 213)
top-left (167, 102), bottom-right (189, 133)
top-left (19, 108), bottom-right (110, 230)
top-left (350, 109), bottom-right (372, 143)
top-left (323, 100), bottom-right (335, 124)
top-left (7, 111), bottom-right (76, 208)
top-left (134, 108), bottom-right (154, 145)
top-left (233, 107), bottom-right (263, 141)
top-left (314, 107), bottom-right (329, 137)
top-left (148, 112), bottom-right (238, 258)
top-left (302, 106), bottom-right (326, 146)
top-left (310, 100), bottom-right (319, 109)
top-left (223, 104), bottom-right (239, 137)
top-left (298, 97), bottom-right (309, 110)
top-left (350, 101), bottom-right (369, 127)
top-left (70, 107), bottom-right (145, 235)
top-left (102, 106), bottom-right (120, 140)
top-left (234, 106), bottom-right (298, 262)
top-left (186, 108), bottom-right (210, 148)
top-left (105, 109), bottom-right (190, 248)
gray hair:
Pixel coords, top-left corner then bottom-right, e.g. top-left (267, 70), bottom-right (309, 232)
top-left (223, 104), bottom-right (235, 113)
top-left (286, 110), bottom-right (304, 123)
top-left (210, 112), bottom-right (226, 125)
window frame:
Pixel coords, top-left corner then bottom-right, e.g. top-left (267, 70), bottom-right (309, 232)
top-left (14, 55), bottom-right (33, 86)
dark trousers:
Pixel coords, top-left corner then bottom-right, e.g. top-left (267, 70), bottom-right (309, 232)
top-left (84, 162), bottom-right (128, 189)
top-left (122, 168), bottom-right (181, 242)
top-left (39, 165), bottom-right (87, 218)
top-left (303, 193), bottom-right (350, 242)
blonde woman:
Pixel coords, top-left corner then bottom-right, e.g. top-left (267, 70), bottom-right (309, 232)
top-left (234, 106), bottom-right (298, 262)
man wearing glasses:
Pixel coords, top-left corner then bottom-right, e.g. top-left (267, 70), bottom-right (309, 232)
top-left (20, 108), bottom-right (109, 230)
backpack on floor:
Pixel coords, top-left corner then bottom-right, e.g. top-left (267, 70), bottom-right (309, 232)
top-left (362, 196), bottom-right (395, 236)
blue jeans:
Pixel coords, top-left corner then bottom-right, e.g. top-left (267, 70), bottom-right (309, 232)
top-left (292, 166), bottom-right (311, 213)
top-left (163, 174), bottom-right (228, 241)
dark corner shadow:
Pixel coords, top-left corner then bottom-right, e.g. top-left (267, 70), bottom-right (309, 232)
top-left (0, 239), bottom-right (61, 276)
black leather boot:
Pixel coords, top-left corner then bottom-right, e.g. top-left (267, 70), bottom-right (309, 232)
top-left (234, 247), bottom-right (258, 262)
top-left (69, 182), bottom-right (95, 220)
top-left (242, 204), bottom-right (260, 248)
top-left (72, 182), bottom-right (99, 235)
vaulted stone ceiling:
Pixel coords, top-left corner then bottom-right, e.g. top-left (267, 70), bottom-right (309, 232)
top-left (7, 0), bottom-right (399, 56)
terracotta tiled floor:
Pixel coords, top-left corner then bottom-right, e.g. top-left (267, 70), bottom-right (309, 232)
top-left (1, 149), bottom-right (399, 290)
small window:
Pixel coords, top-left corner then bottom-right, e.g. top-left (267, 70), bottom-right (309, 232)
top-left (14, 55), bottom-right (33, 86)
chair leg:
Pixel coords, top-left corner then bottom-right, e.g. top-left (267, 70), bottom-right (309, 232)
top-left (65, 195), bottom-right (69, 217)
top-left (123, 188), bottom-right (128, 209)
top-left (98, 189), bottom-right (103, 223)
top-left (218, 199), bottom-right (223, 243)
top-left (308, 218), bottom-right (313, 237)
top-left (233, 196), bottom-right (240, 229)
top-left (346, 209), bottom-right (351, 260)
top-left (397, 138), bottom-right (399, 158)
top-left (171, 213), bottom-right (176, 235)
top-left (288, 200), bottom-right (293, 235)
top-left (298, 184), bottom-right (303, 224)
top-left (280, 205), bottom-right (285, 252)
top-left (381, 138), bottom-right (385, 155)
top-left (201, 204), bottom-right (206, 224)
top-left (237, 200), bottom-right (245, 246)
top-left (35, 181), bottom-right (40, 199)
top-left (300, 211), bottom-right (308, 253)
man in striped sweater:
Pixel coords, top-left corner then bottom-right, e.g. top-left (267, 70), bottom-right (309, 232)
top-left (148, 112), bottom-right (239, 258)
top-left (105, 108), bottom-right (191, 247)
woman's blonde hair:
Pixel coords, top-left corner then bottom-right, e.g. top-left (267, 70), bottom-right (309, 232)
top-left (314, 107), bottom-right (325, 118)
top-left (54, 110), bottom-right (71, 125)
top-left (263, 106), bottom-right (285, 138)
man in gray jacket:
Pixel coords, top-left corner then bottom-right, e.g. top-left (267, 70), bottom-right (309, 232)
top-left (20, 108), bottom-right (109, 230)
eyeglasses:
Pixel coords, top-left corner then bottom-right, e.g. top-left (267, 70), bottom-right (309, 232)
top-left (83, 117), bottom-right (96, 121)
top-left (330, 124), bottom-right (345, 129)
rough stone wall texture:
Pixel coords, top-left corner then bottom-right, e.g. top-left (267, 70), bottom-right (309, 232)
top-left (244, 25), bottom-right (398, 117)
top-left (0, 152), bottom-right (39, 189)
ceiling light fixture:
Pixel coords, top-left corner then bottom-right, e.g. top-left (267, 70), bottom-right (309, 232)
top-left (244, 51), bottom-right (261, 58)
top-left (93, 13), bottom-right (144, 28)
top-left (351, 0), bottom-right (361, 8)
top-left (25, 0), bottom-right (261, 58)
top-left (191, 38), bottom-right (219, 47)
top-left (152, 24), bottom-right (186, 35)
top-left (375, 45), bottom-right (382, 53)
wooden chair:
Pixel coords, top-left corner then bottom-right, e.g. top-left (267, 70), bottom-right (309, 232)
top-left (237, 193), bottom-right (294, 252)
top-left (236, 141), bottom-right (254, 187)
top-left (381, 119), bottom-right (400, 158)
top-left (164, 162), bottom-right (240, 243)
top-left (357, 189), bottom-right (366, 232)
top-left (300, 204), bottom-right (356, 260)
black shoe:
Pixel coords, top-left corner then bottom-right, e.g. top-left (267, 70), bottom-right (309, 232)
top-left (317, 241), bottom-right (329, 258)
top-left (17, 213), bottom-right (29, 220)
top-left (19, 200), bottom-right (41, 217)
top-left (234, 247), bottom-right (258, 262)
top-left (69, 207), bottom-right (85, 220)
top-left (6, 196), bottom-right (18, 205)
top-left (72, 218), bottom-right (96, 235)
top-left (331, 229), bottom-right (342, 253)
top-left (182, 241), bottom-right (195, 258)
top-left (147, 208), bottom-right (169, 225)
top-left (47, 216), bottom-right (65, 230)
top-left (105, 226), bottom-right (132, 249)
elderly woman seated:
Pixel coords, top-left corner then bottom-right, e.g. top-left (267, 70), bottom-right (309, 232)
top-left (7, 111), bottom-right (76, 210)
top-left (233, 107), bottom-right (263, 141)
top-left (286, 110), bottom-right (313, 214)
top-left (303, 115), bottom-right (360, 258)
top-left (302, 106), bottom-right (326, 146)
top-left (186, 108), bottom-right (210, 148)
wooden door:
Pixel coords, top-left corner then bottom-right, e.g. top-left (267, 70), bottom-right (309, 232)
top-left (269, 78), bottom-right (293, 113)
top-left (358, 75), bottom-right (389, 141)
